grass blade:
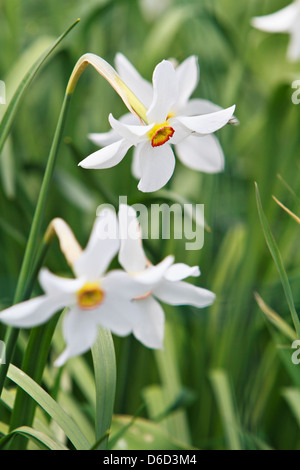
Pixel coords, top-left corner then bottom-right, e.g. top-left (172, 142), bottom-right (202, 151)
top-left (209, 369), bottom-right (242, 450)
top-left (91, 327), bottom-right (116, 450)
top-left (0, 18), bottom-right (80, 155)
top-left (6, 364), bottom-right (90, 449)
top-left (0, 425), bottom-right (68, 450)
top-left (255, 182), bottom-right (300, 338)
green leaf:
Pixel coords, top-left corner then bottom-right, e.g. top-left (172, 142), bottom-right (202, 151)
top-left (282, 388), bottom-right (300, 428)
top-left (110, 415), bottom-right (196, 451)
top-left (0, 19), bottom-right (80, 156)
top-left (6, 364), bottom-right (90, 450)
top-left (209, 369), bottom-right (242, 450)
top-left (255, 183), bottom-right (300, 338)
top-left (91, 327), bottom-right (116, 450)
top-left (254, 292), bottom-right (297, 342)
top-left (0, 425), bottom-right (68, 450)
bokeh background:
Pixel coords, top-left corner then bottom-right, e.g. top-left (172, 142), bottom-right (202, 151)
top-left (1, 0), bottom-right (300, 450)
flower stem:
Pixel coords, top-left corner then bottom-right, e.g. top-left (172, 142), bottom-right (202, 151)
top-left (0, 93), bottom-right (72, 396)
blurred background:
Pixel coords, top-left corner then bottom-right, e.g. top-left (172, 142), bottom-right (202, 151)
top-left (1, 0), bottom-right (300, 450)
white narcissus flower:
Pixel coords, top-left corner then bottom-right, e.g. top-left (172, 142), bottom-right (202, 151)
top-left (0, 210), bottom-right (146, 366)
top-left (117, 204), bottom-right (216, 349)
top-left (80, 54), bottom-right (236, 193)
top-left (251, 1), bottom-right (300, 61)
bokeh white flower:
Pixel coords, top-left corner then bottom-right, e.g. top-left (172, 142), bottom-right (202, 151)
top-left (80, 54), bottom-right (235, 193)
top-left (0, 210), bottom-right (146, 366)
top-left (117, 204), bottom-right (216, 349)
top-left (251, 1), bottom-right (300, 61)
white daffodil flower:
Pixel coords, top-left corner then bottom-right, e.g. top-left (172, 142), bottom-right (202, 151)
top-left (252, 1), bottom-right (300, 61)
top-left (117, 204), bottom-right (216, 349)
top-left (80, 55), bottom-right (236, 193)
top-left (0, 210), bottom-right (146, 366)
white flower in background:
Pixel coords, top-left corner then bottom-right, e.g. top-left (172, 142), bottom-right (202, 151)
top-left (80, 54), bottom-right (236, 193)
top-left (251, 1), bottom-right (300, 61)
top-left (139, 0), bottom-right (172, 21)
top-left (117, 204), bottom-right (216, 349)
top-left (0, 210), bottom-right (146, 366)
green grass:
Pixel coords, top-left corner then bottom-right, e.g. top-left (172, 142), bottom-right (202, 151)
top-left (0, 0), bottom-right (300, 450)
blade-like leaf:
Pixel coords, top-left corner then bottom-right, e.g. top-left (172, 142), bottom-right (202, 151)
top-left (255, 183), bottom-right (300, 338)
top-left (0, 18), bottom-right (80, 156)
top-left (91, 327), bottom-right (116, 450)
top-left (6, 364), bottom-right (90, 450)
top-left (209, 369), bottom-right (242, 450)
top-left (0, 426), bottom-right (68, 450)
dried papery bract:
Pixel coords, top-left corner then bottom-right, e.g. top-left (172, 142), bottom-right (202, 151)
top-left (66, 53), bottom-right (148, 123)
top-left (44, 218), bottom-right (82, 268)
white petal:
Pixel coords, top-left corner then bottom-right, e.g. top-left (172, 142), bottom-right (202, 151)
top-left (131, 145), bottom-right (142, 179)
top-left (174, 105), bottom-right (235, 135)
top-left (115, 53), bottom-right (153, 108)
top-left (101, 270), bottom-right (148, 299)
top-left (39, 268), bottom-right (84, 297)
top-left (0, 295), bottom-right (68, 328)
top-left (287, 24), bottom-right (300, 61)
top-left (96, 295), bottom-right (140, 336)
top-left (174, 56), bottom-right (199, 111)
top-left (137, 142), bottom-right (176, 193)
top-left (175, 134), bottom-right (225, 173)
top-left (109, 114), bottom-right (154, 145)
top-left (78, 139), bottom-right (132, 169)
top-left (132, 296), bottom-right (165, 349)
top-left (153, 280), bottom-right (216, 308)
top-left (147, 60), bottom-right (178, 123)
top-left (74, 209), bottom-right (119, 279)
top-left (164, 263), bottom-right (200, 282)
top-left (134, 255), bottom-right (174, 285)
top-left (251, 3), bottom-right (297, 33)
top-left (181, 98), bottom-right (222, 116)
top-left (118, 204), bottom-right (148, 274)
top-left (88, 113), bottom-right (139, 147)
top-left (54, 306), bottom-right (99, 366)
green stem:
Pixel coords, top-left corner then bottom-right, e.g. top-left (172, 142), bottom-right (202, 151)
top-left (0, 93), bottom-right (72, 396)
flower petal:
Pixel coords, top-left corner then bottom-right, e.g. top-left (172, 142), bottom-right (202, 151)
top-left (175, 133), bottom-right (225, 173)
top-left (251, 3), bottom-right (297, 33)
top-left (0, 295), bottom-right (68, 328)
top-left (74, 209), bottom-right (119, 279)
top-left (174, 105), bottom-right (235, 135)
top-left (174, 56), bottom-right (199, 111)
top-left (88, 113), bottom-right (139, 147)
top-left (54, 306), bottom-right (99, 366)
top-left (115, 53), bottom-right (153, 108)
top-left (134, 255), bottom-right (174, 286)
top-left (164, 263), bottom-right (200, 282)
top-left (147, 60), bottom-right (178, 123)
top-left (181, 98), bottom-right (222, 116)
top-left (39, 268), bottom-right (84, 297)
top-left (131, 145), bottom-right (142, 179)
top-left (101, 269), bottom-right (148, 299)
top-left (96, 295), bottom-right (140, 336)
top-left (118, 204), bottom-right (148, 274)
top-left (137, 142), bottom-right (176, 193)
top-left (78, 138), bottom-right (132, 169)
top-left (109, 114), bottom-right (154, 145)
top-left (153, 280), bottom-right (216, 308)
top-left (287, 23), bottom-right (300, 61)
top-left (132, 296), bottom-right (165, 349)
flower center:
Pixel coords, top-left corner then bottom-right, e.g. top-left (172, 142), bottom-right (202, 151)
top-left (148, 121), bottom-right (175, 147)
top-left (77, 282), bottom-right (104, 310)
